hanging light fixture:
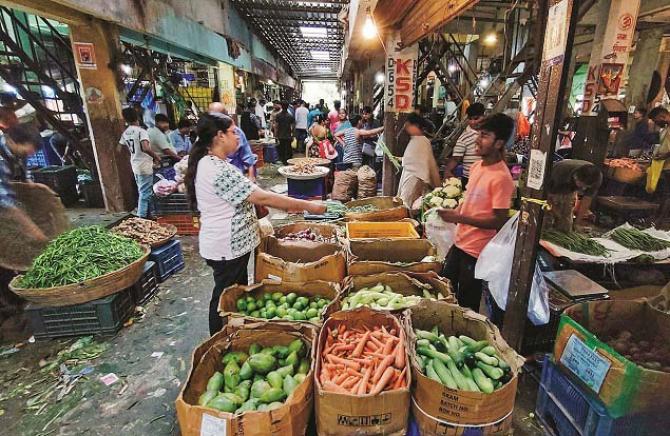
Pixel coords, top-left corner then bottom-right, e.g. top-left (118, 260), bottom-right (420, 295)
top-left (483, 32), bottom-right (498, 46)
top-left (375, 72), bottom-right (385, 84)
top-left (362, 9), bottom-right (377, 39)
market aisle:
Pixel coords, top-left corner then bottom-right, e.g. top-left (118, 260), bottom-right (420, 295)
top-left (0, 237), bottom-right (211, 436)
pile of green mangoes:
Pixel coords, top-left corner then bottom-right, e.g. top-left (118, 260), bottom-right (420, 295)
top-left (235, 292), bottom-right (331, 322)
top-left (198, 339), bottom-right (311, 413)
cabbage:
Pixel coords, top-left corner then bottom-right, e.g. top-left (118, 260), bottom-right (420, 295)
top-left (443, 185), bottom-right (462, 199)
top-left (442, 198), bottom-right (458, 209)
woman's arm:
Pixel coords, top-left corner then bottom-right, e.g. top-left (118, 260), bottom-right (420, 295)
top-left (357, 127), bottom-right (384, 138)
top-left (249, 188), bottom-right (326, 214)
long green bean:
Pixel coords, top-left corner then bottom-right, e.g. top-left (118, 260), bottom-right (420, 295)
top-left (542, 229), bottom-right (610, 257)
top-left (19, 226), bottom-right (143, 288)
top-left (611, 228), bottom-right (670, 252)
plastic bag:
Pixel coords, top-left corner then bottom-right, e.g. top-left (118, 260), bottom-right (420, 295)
top-left (424, 210), bottom-right (456, 260)
top-left (474, 212), bottom-right (550, 326)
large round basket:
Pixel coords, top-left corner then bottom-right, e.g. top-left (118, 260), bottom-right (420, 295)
top-left (344, 196), bottom-right (410, 222)
top-left (612, 167), bottom-right (645, 184)
top-left (149, 223), bottom-right (177, 248)
top-left (278, 165), bottom-right (330, 180)
top-left (9, 245), bottom-right (151, 307)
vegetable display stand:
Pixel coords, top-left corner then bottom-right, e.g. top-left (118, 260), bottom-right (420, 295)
top-left (405, 300), bottom-right (523, 431)
top-left (218, 280), bottom-right (340, 326)
top-left (314, 308), bottom-right (411, 436)
top-left (346, 221), bottom-right (419, 240)
top-left (535, 359), bottom-right (663, 436)
top-left (32, 165), bottom-right (79, 206)
top-left (175, 321), bottom-right (317, 436)
top-left (9, 245), bottom-right (150, 307)
top-left (286, 176), bottom-right (327, 200)
top-left (156, 214), bottom-right (200, 236)
top-left (149, 239), bottom-right (185, 282)
top-left (25, 289), bottom-right (135, 340)
top-left (553, 300), bottom-right (670, 418)
top-left (344, 196), bottom-right (409, 222)
top-left (129, 260), bottom-right (159, 305)
top-left (346, 239), bottom-right (441, 275)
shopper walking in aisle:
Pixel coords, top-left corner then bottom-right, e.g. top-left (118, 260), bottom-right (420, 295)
top-left (240, 101), bottom-right (262, 141)
top-left (119, 107), bottom-right (161, 218)
top-left (208, 102), bottom-right (258, 181)
top-left (148, 114), bottom-right (180, 162)
top-left (444, 102), bottom-right (485, 188)
top-left (308, 103), bottom-right (322, 128)
top-left (294, 100), bottom-right (309, 153)
top-left (169, 119), bottom-right (192, 156)
top-left (397, 113), bottom-right (441, 209)
top-left (328, 100), bottom-right (342, 135)
top-left (275, 101), bottom-right (295, 164)
top-left (334, 115), bottom-right (384, 168)
top-left (185, 113), bottom-right (326, 334)
top-left (270, 100), bottom-right (281, 136)
top-left (335, 107), bottom-right (352, 133)
top-left (438, 113), bottom-right (515, 312)
top-left (361, 106), bottom-right (380, 167)
top-left (255, 98), bottom-right (267, 132)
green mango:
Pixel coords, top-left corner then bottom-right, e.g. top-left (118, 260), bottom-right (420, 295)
top-left (294, 374), bottom-right (306, 384)
top-left (207, 394), bottom-right (238, 413)
top-left (267, 371), bottom-right (283, 389)
top-left (224, 359), bottom-right (240, 390)
top-left (251, 379), bottom-right (271, 398)
top-left (257, 403), bottom-right (269, 412)
top-left (292, 311), bottom-right (306, 321)
top-left (198, 390), bottom-right (217, 406)
top-left (271, 345), bottom-right (289, 359)
top-left (239, 361), bottom-right (253, 380)
top-left (224, 385), bottom-right (233, 393)
top-left (235, 398), bottom-right (259, 414)
top-left (253, 374), bottom-right (264, 382)
top-left (266, 401), bottom-right (284, 411)
top-left (272, 292), bottom-right (283, 302)
top-left (235, 380), bottom-right (251, 401)
top-left (285, 350), bottom-right (300, 368)
top-left (297, 359), bottom-right (310, 375)
top-left (249, 343), bottom-right (262, 355)
top-left (206, 371), bottom-right (224, 393)
top-left (236, 299), bottom-right (247, 312)
top-left (276, 364), bottom-right (294, 378)
top-left (248, 353), bottom-right (276, 374)
top-left (258, 387), bottom-right (286, 404)
top-left (306, 308), bottom-right (318, 319)
top-left (260, 347), bottom-right (275, 355)
top-left (288, 339), bottom-right (305, 357)
top-left (286, 292), bottom-right (297, 304)
top-left (283, 374), bottom-right (298, 396)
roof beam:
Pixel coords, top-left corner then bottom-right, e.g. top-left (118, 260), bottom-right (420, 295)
top-left (400, 0), bottom-right (480, 47)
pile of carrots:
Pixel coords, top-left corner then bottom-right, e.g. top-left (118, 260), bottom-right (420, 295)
top-left (605, 158), bottom-right (643, 171)
top-left (319, 323), bottom-right (407, 395)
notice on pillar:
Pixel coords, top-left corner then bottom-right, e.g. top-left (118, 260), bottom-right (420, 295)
top-left (527, 149), bottom-right (547, 191)
top-left (542, 0), bottom-right (569, 65)
top-left (74, 42), bottom-right (97, 70)
top-left (385, 35), bottom-right (418, 113)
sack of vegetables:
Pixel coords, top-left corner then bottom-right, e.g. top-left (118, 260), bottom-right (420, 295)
top-left (9, 226), bottom-right (149, 307)
top-left (341, 272), bottom-right (455, 312)
top-left (175, 321), bottom-right (317, 436)
top-left (218, 280), bottom-right (341, 326)
top-left (315, 308), bottom-right (410, 436)
top-left (405, 300), bottom-right (523, 434)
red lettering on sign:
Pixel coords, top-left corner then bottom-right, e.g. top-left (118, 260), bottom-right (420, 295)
top-left (616, 33), bottom-right (627, 41)
top-left (587, 65), bottom-right (598, 81)
top-left (396, 76), bottom-right (411, 92)
top-left (395, 59), bottom-right (411, 75)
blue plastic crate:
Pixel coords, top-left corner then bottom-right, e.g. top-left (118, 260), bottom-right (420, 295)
top-left (264, 144), bottom-right (279, 163)
top-left (149, 239), bottom-right (185, 282)
top-left (287, 177), bottom-right (326, 200)
top-left (25, 149), bottom-right (47, 169)
top-left (536, 359), bottom-right (656, 436)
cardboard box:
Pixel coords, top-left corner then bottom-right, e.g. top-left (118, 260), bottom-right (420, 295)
top-left (411, 397), bottom-right (513, 436)
top-left (554, 300), bottom-right (670, 417)
top-left (218, 280), bottom-right (341, 326)
top-left (646, 281), bottom-right (670, 313)
top-left (255, 224), bottom-right (347, 282)
top-left (175, 321), bottom-right (317, 436)
top-left (344, 196), bottom-right (409, 222)
top-left (405, 300), bottom-right (523, 426)
top-left (347, 239), bottom-right (442, 275)
top-left (315, 308), bottom-right (411, 435)
top-left (609, 285), bottom-right (663, 301)
top-left (342, 272), bottom-right (456, 310)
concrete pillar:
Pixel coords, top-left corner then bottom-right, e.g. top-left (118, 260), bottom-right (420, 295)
top-left (69, 18), bottom-right (137, 211)
top-left (626, 28), bottom-right (663, 111)
top-left (464, 40), bottom-right (479, 98)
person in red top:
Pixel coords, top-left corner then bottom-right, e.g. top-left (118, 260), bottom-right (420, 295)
top-left (438, 113), bottom-right (516, 312)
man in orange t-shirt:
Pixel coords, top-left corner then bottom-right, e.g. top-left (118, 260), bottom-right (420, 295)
top-left (438, 113), bottom-right (516, 312)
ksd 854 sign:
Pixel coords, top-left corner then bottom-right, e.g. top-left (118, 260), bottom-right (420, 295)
top-left (385, 35), bottom-right (418, 114)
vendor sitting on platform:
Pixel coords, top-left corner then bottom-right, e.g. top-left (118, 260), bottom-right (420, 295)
top-left (545, 159), bottom-right (602, 232)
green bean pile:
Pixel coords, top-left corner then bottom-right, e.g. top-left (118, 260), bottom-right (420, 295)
top-left (347, 204), bottom-right (379, 213)
top-left (542, 229), bottom-right (610, 257)
top-left (19, 226), bottom-right (144, 288)
top-left (611, 228), bottom-right (670, 252)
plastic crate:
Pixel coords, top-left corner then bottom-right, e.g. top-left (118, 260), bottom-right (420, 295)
top-left (287, 177), bottom-right (326, 200)
top-left (80, 181), bottom-right (105, 208)
top-left (156, 214), bottom-right (200, 235)
top-left (32, 165), bottom-right (79, 206)
top-left (346, 221), bottom-right (419, 240)
top-left (25, 290), bottom-right (135, 340)
top-left (129, 260), bottom-right (159, 304)
top-left (153, 193), bottom-right (191, 215)
top-left (263, 144), bottom-right (279, 163)
top-left (149, 239), bottom-right (185, 282)
top-left (536, 359), bottom-right (652, 436)
top-left (25, 149), bottom-right (48, 169)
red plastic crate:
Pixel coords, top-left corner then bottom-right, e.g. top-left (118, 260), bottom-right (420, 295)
top-left (156, 214), bottom-right (200, 235)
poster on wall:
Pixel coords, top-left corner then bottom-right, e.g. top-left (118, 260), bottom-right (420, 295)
top-left (385, 34), bottom-right (418, 113)
top-left (74, 42), bottom-right (96, 70)
top-left (218, 62), bottom-right (237, 115)
top-left (542, 0), bottom-right (569, 65)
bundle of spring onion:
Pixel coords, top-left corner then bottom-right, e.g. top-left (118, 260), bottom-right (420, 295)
top-left (610, 227), bottom-right (670, 252)
top-left (542, 229), bottom-right (610, 257)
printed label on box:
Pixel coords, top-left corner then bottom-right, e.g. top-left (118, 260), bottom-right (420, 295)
top-left (337, 413), bottom-right (391, 426)
top-left (560, 334), bottom-right (611, 393)
top-left (200, 414), bottom-right (227, 436)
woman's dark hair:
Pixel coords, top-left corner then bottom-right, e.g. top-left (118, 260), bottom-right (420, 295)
top-left (185, 113), bottom-right (234, 211)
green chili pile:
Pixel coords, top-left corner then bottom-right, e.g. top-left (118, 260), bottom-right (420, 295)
top-left (611, 227), bottom-right (670, 252)
top-left (542, 229), bottom-right (610, 257)
top-left (19, 226), bottom-right (144, 288)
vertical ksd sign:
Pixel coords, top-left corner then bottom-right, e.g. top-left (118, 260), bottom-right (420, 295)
top-left (385, 34), bottom-right (418, 113)
top-left (581, 0), bottom-right (640, 115)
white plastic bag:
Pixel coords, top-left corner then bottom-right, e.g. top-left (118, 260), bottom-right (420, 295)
top-left (424, 210), bottom-right (456, 260)
top-left (475, 212), bottom-right (550, 326)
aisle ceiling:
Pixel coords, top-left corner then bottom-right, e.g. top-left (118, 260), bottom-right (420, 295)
top-left (231, 0), bottom-right (348, 79)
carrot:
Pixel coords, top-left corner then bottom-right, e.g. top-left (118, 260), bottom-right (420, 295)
top-left (369, 335), bottom-right (385, 348)
top-left (357, 367), bottom-right (372, 395)
top-left (342, 376), bottom-right (360, 389)
top-left (323, 381), bottom-right (350, 394)
top-left (352, 331), bottom-right (369, 358)
top-left (372, 355), bottom-right (394, 384)
top-left (370, 367), bottom-right (395, 395)
top-left (370, 330), bottom-right (384, 340)
top-left (389, 328), bottom-right (397, 336)
top-left (327, 355), bottom-right (362, 371)
top-left (382, 339), bottom-right (395, 355)
top-left (334, 372), bottom-right (349, 384)
top-left (331, 343), bottom-right (356, 353)
top-left (393, 367), bottom-right (407, 390)
top-left (394, 334), bottom-right (405, 369)
top-left (346, 367), bottom-right (363, 378)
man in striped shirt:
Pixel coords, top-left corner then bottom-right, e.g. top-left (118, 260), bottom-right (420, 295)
top-left (445, 102), bottom-right (485, 188)
top-left (335, 115), bottom-right (384, 168)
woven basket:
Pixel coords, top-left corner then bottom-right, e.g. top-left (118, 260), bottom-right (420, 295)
top-left (612, 167), bottom-right (645, 184)
top-left (344, 196), bottom-right (409, 222)
top-left (149, 223), bottom-right (177, 248)
top-left (9, 246), bottom-right (150, 307)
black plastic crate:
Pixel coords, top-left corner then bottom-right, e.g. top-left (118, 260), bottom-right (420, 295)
top-left (26, 290), bottom-right (135, 340)
top-left (32, 165), bottom-right (79, 206)
top-left (129, 261), bottom-right (159, 305)
top-left (80, 181), bottom-right (105, 208)
top-left (149, 239), bottom-right (185, 282)
top-left (152, 193), bottom-right (191, 215)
